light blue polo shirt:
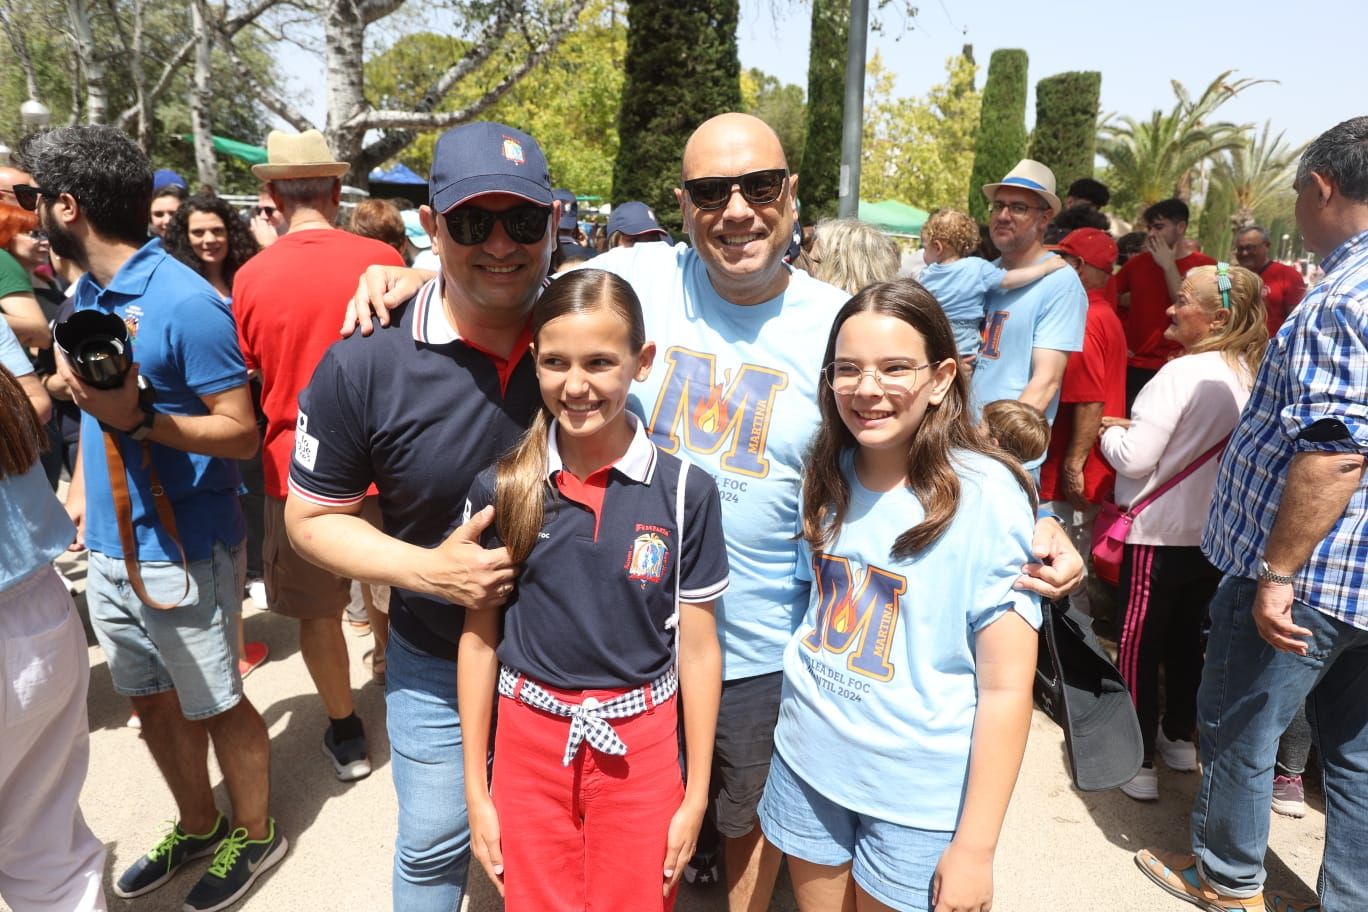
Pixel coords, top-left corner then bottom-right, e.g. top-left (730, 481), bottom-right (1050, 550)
top-left (591, 243), bottom-right (850, 679)
top-left (774, 449), bottom-right (1040, 830)
top-left (74, 240), bottom-right (247, 561)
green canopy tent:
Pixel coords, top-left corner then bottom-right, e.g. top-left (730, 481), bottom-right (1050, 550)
top-left (178, 134), bottom-right (268, 165)
top-left (858, 199), bottom-right (930, 237)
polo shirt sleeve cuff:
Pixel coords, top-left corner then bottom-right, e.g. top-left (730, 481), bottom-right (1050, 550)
top-left (1282, 408), bottom-right (1368, 454)
top-left (188, 371), bottom-right (250, 398)
top-left (286, 476), bottom-right (367, 509)
top-left (679, 575), bottom-right (729, 603)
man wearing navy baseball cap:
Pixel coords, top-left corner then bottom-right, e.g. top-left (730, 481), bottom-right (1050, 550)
top-left (605, 200), bottom-right (670, 247)
top-left (286, 121), bottom-right (558, 909)
top-left (552, 187), bottom-right (596, 265)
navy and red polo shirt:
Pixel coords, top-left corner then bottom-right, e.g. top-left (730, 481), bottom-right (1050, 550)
top-left (465, 415), bottom-right (730, 689)
top-left (288, 277), bottom-right (541, 659)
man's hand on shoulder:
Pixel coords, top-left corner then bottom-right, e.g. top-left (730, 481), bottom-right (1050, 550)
top-left (1016, 515), bottom-right (1085, 599)
top-left (343, 266), bottom-right (432, 337)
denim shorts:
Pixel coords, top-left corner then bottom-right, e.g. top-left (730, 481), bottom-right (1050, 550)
top-left (86, 541), bottom-right (244, 721)
top-left (758, 752), bottom-right (952, 911)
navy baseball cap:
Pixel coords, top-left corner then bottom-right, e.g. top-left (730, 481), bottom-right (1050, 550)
top-left (152, 169), bottom-right (188, 193)
top-left (553, 188), bottom-right (579, 231)
top-left (607, 201), bottom-right (668, 239)
top-left (429, 122), bottom-right (552, 213)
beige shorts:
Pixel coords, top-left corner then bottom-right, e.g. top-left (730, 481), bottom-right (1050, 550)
top-left (264, 496), bottom-right (388, 620)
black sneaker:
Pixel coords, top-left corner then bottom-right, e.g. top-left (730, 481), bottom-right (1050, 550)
top-left (683, 848), bottom-right (721, 885)
top-left (322, 726), bottom-right (372, 781)
top-left (182, 819), bottom-right (288, 912)
top-left (113, 813), bottom-right (230, 898)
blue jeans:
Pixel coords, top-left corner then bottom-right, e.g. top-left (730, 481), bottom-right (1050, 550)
top-left (385, 631), bottom-right (470, 912)
top-left (1191, 575), bottom-right (1368, 911)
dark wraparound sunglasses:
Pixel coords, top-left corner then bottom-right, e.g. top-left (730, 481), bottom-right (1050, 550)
top-left (682, 169), bottom-right (788, 211)
top-left (11, 184), bottom-right (66, 211)
top-left (441, 203), bottom-right (551, 246)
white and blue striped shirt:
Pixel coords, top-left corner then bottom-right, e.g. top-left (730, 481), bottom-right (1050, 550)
top-left (1202, 229), bottom-right (1368, 629)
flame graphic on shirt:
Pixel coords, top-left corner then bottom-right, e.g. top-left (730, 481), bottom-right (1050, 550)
top-left (692, 381), bottom-right (730, 434)
top-left (831, 596), bottom-right (855, 634)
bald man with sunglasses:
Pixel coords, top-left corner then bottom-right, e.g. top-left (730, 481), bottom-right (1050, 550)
top-left (343, 113), bottom-right (1087, 912)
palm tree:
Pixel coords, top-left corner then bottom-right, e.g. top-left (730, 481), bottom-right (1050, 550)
top-left (1216, 121), bottom-right (1305, 230)
top-left (1097, 71), bottom-right (1268, 219)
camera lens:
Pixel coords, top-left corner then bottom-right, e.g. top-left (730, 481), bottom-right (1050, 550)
top-left (54, 311), bottom-right (133, 390)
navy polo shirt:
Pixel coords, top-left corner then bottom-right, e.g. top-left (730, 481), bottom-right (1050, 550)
top-left (288, 277), bottom-right (541, 659)
top-left (466, 415), bottom-right (730, 689)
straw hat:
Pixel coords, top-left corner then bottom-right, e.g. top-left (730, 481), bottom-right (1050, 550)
top-left (252, 130), bottom-right (349, 180)
top-left (981, 159), bottom-right (1061, 213)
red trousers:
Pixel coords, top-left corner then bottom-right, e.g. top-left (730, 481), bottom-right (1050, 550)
top-left (492, 685), bottom-right (684, 912)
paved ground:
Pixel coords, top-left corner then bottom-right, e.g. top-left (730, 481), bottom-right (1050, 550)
top-left (5, 555), bottom-right (1326, 912)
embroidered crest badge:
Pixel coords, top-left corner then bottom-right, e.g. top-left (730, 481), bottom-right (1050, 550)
top-left (502, 138), bottom-right (525, 166)
top-left (625, 532), bottom-right (669, 588)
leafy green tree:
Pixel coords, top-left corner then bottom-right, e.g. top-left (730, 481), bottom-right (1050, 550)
top-left (1097, 70), bottom-right (1265, 220)
top-left (1195, 121), bottom-right (1303, 257)
top-left (614, 0), bottom-right (740, 232)
top-left (799, 0), bottom-right (847, 220)
top-left (966, 49), bottom-right (1028, 222)
top-left (365, 2), bottom-right (627, 199)
top-left (861, 50), bottom-right (979, 212)
top-left (1028, 71), bottom-right (1100, 193)
top-left (741, 68), bottom-right (806, 168)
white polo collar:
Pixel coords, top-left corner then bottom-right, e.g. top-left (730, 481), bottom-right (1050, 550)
top-left (546, 411), bottom-right (656, 485)
top-left (411, 273), bottom-right (552, 345)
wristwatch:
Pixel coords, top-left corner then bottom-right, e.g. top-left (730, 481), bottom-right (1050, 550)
top-left (1257, 559), bottom-right (1295, 585)
top-left (125, 404), bottom-right (156, 441)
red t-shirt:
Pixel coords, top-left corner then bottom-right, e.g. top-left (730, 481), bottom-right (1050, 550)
top-left (1115, 249), bottom-right (1215, 369)
top-left (1257, 260), bottom-right (1307, 336)
top-left (1039, 289), bottom-right (1128, 505)
top-left (232, 229), bottom-right (406, 498)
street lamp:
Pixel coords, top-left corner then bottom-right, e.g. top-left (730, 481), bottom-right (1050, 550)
top-left (1281, 233), bottom-right (1291, 262)
top-left (20, 99), bottom-right (51, 131)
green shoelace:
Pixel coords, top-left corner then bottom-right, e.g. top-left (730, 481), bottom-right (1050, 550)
top-left (206, 828), bottom-right (251, 879)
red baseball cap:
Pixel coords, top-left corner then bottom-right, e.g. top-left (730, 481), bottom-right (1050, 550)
top-left (1056, 227), bottom-right (1117, 273)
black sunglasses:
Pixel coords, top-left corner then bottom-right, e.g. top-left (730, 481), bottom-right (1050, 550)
top-left (441, 203), bottom-right (551, 246)
top-left (11, 184), bottom-right (64, 211)
top-left (681, 169), bottom-right (788, 211)
top-left (253, 205), bottom-right (276, 218)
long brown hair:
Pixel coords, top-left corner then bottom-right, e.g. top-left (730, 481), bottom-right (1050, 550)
top-left (802, 280), bottom-right (1037, 559)
top-left (495, 268), bottom-right (647, 562)
top-left (0, 365), bottom-right (43, 479)
top-left (1182, 264), bottom-right (1269, 385)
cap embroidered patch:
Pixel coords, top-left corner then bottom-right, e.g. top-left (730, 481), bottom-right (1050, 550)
top-left (502, 138), bottom-right (525, 166)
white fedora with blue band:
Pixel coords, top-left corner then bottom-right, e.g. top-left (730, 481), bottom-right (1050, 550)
top-left (982, 159), bottom-right (1062, 214)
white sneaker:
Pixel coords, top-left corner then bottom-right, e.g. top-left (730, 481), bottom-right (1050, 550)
top-left (247, 579), bottom-right (267, 608)
top-left (1156, 729), bottom-right (1198, 771)
top-left (1121, 766), bottom-right (1158, 801)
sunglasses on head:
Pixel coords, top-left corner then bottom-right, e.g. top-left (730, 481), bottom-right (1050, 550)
top-left (441, 203), bottom-right (551, 246)
top-left (10, 184), bottom-right (64, 211)
top-left (681, 168), bottom-right (788, 211)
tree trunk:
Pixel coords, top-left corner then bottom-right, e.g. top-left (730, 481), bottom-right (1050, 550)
top-left (324, 0), bottom-right (371, 186)
top-left (0, 1), bottom-right (41, 103)
top-left (68, 0), bottom-right (108, 123)
top-left (189, 0), bottom-right (219, 190)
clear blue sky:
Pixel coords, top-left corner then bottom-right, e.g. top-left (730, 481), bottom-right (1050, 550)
top-left (279, 0), bottom-right (1361, 151)
top-left (736, 0), bottom-right (1359, 148)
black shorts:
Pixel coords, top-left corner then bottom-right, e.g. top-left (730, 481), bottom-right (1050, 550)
top-left (708, 670), bottom-right (783, 838)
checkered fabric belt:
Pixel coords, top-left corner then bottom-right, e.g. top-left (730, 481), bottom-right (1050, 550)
top-left (498, 665), bottom-right (679, 766)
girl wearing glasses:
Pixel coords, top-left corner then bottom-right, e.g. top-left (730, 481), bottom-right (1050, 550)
top-left (757, 280), bottom-right (1041, 912)
top-left (457, 269), bottom-right (728, 911)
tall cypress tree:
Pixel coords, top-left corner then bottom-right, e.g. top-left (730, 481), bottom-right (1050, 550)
top-left (799, 0), bottom-right (847, 220)
top-left (966, 49), bottom-right (1029, 222)
top-left (1029, 71), bottom-right (1101, 195)
top-left (613, 0), bottom-right (742, 233)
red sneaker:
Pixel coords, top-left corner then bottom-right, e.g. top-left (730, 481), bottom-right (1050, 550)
top-left (239, 641), bottom-right (269, 679)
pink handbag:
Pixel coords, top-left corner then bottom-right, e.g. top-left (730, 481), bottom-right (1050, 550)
top-left (1090, 435), bottom-right (1230, 585)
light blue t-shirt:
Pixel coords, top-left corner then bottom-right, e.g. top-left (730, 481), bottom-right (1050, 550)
top-left (0, 315), bottom-right (31, 378)
top-left (916, 258), bottom-right (1008, 360)
top-left (592, 243), bottom-right (849, 679)
top-left (972, 253), bottom-right (1086, 473)
top-left (774, 449), bottom-right (1041, 830)
top-left (74, 240), bottom-right (247, 562)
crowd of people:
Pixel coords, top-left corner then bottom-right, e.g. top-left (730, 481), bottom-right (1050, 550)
top-left (0, 108), bottom-right (1362, 912)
